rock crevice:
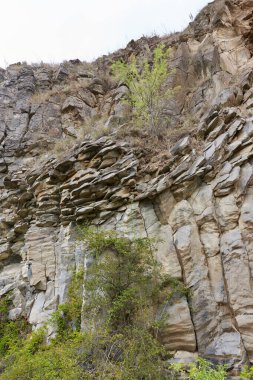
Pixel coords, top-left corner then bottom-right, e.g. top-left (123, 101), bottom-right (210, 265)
top-left (1, 0), bottom-right (253, 365)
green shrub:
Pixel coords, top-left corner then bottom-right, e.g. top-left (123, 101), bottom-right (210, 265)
top-left (0, 296), bottom-right (31, 358)
top-left (241, 365), bottom-right (253, 379)
top-left (80, 227), bottom-right (187, 333)
top-left (49, 228), bottom-right (184, 379)
top-left (1, 331), bottom-right (83, 380)
top-left (75, 326), bottom-right (167, 380)
top-left (169, 358), bottom-right (227, 380)
top-left (111, 43), bottom-right (174, 134)
top-left (75, 227), bottom-right (187, 378)
top-left (50, 269), bottom-right (84, 338)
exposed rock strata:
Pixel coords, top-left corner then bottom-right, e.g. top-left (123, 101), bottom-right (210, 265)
top-left (1, 0), bottom-right (253, 366)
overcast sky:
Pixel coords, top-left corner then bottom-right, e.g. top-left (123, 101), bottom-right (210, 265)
top-left (0, 0), bottom-right (210, 68)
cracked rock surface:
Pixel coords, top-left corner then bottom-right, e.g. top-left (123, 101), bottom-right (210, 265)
top-left (2, 0), bottom-right (253, 366)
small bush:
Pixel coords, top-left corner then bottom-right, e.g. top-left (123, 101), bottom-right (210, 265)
top-left (0, 296), bottom-right (31, 358)
top-left (50, 269), bottom-right (84, 337)
top-left (241, 365), bottom-right (253, 379)
top-left (169, 358), bottom-right (227, 380)
top-left (53, 136), bottom-right (76, 158)
top-left (111, 43), bottom-right (175, 135)
top-left (1, 330), bottom-right (82, 380)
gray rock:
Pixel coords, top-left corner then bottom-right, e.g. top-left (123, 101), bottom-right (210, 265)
top-left (1, 0), bottom-right (253, 366)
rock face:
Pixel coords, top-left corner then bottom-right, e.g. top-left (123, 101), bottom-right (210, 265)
top-left (2, 0), bottom-right (253, 366)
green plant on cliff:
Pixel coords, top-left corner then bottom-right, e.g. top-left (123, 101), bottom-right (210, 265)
top-left (50, 269), bottom-right (84, 337)
top-left (0, 327), bottom-right (83, 380)
top-left (0, 281), bottom-right (84, 379)
top-left (241, 365), bottom-right (253, 379)
top-left (82, 228), bottom-right (159, 330)
top-left (80, 227), bottom-right (190, 330)
top-left (0, 296), bottom-right (31, 359)
top-left (73, 227), bottom-right (190, 379)
top-left (111, 43), bottom-right (174, 134)
top-left (168, 358), bottom-right (227, 380)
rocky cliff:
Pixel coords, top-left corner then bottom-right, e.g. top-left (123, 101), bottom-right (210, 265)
top-left (1, 0), bottom-right (253, 368)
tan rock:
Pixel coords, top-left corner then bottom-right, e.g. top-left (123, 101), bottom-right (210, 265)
top-left (215, 194), bottom-right (239, 231)
top-left (160, 297), bottom-right (196, 352)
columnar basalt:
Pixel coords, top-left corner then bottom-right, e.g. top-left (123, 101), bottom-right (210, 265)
top-left (1, 0), bottom-right (253, 366)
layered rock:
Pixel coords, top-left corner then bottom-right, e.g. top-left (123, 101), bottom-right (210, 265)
top-left (2, 0), bottom-right (253, 367)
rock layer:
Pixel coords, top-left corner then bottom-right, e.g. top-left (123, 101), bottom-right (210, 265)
top-left (1, 0), bottom-right (253, 366)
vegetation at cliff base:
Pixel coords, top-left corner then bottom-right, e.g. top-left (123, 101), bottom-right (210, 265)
top-left (0, 228), bottom-right (182, 379)
top-left (0, 296), bottom-right (31, 359)
top-left (0, 228), bottom-right (251, 379)
top-left (169, 359), bottom-right (227, 380)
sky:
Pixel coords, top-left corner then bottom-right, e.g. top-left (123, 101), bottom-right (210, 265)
top-left (0, 0), bottom-right (210, 68)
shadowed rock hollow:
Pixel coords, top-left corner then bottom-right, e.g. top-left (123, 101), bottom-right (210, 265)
top-left (2, 0), bottom-right (253, 367)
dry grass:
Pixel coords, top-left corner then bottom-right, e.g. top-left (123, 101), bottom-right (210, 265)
top-left (190, 134), bottom-right (205, 154)
top-left (30, 79), bottom-right (86, 104)
top-left (67, 61), bottom-right (94, 80)
top-left (31, 62), bottom-right (60, 70)
top-left (113, 115), bottom-right (205, 175)
top-left (53, 136), bottom-right (77, 158)
top-left (60, 81), bottom-right (86, 95)
top-left (115, 120), bottom-right (193, 149)
top-left (77, 117), bottom-right (113, 140)
top-left (52, 117), bottom-right (113, 159)
top-left (114, 122), bottom-right (170, 172)
top-left (30, 88), bottom-right (62, 104)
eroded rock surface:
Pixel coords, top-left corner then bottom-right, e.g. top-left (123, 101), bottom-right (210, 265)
top-left (2, 0), bottom-right (253, 367)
